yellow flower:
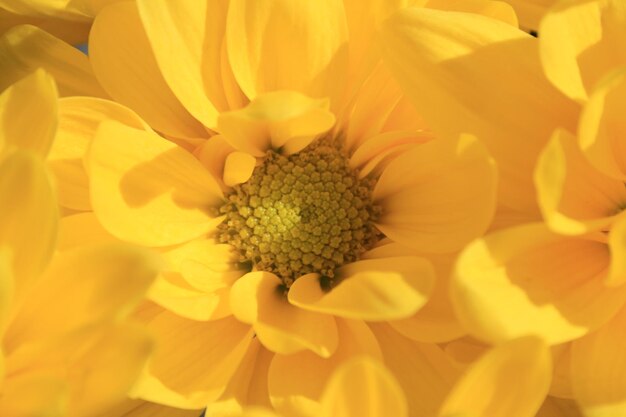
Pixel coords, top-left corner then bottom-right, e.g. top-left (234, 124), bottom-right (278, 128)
top-left (0, 69), bottom-right (161, 417)
top-left (378, 2), bottom-right (626, 416)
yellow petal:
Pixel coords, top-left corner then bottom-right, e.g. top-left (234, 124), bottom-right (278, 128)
top-left (0, 371), bottom-right (67, 417)
top-left (132, 305), bottom-right (253, 409)
top-left (230, 272), bottom-right (339, 357)
top-left (579, 68), bottom-right (626, 181)
top-left (223, 151), bottom-right (257, 187)
top-left (218, 91), bottom-right (335, 157)
top-left (88, 120), bottom-right (223, 247)
top-left (571, 306), bottom-right (626, 417)
top-left (268, 318), bottom-right (382, 417)
top-left (288, 256), bottom-right (434, 321)
top-left (0, 151), bottom-right (57, 292)
top-left (503, 0), bottom-right (555, 30)
top-left (607, 212), bottom-right (626, 286)
top-left (57, 212), bottom-right (117, 251)
top-left (320, 357), bottom-right (407, 417)
top-left (89, 1), bottom-right (206, 138)
top-left (226, 0), bottom-right (349, 108)
top-left (194, 134), bottom-right (236, 190)
top-left (537, 397), bottom-right (584, 417)
top-left (540, 0), bottom-right (626, 102)
top-left (4, 243), bottom-right (160, 350)
top-left (0, 69), bottom-right (57, 158)
top-left (439, 337), bottom-right (552, 417)
top-left (0, 250), bottom-right (14, 334)
top-left (380, 7), bottom-right (579, 216)
top-left (0, 8), bottom-right (90, 45)
top-left (136, 0), bottom-right (224, 129)
top-left (426, 0), bottom-right (519, 26)
top-left (453, 223), bottom-right (626, 344)
top-left (534, 128), bottom-right (626, 235)
top-left (369, 323), bottom-right (460, 417)
top-left (0, 24), bottom-right (107, 97)
top-left (99, 399), bottom-right (202, 417)
top-left (50, 96), bottom-right (148, 211)
top-left (549, 344), bottom-right (574, 399)
top-left (373, 134), bottom-right (496, 253)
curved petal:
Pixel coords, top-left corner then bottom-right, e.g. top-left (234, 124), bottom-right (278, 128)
top-left (320, 357), bottom-right (408, 417)
top-left (0, 151), bottom-right (57, 292)
top-left (0, 8), bottom-right (90, 45)
top-left (223, 151), bottom-right (257, 187)
top-left (88, 120), bottom-right (223, 247)
top-left (453, 223), bottom-right (626, 344)
top-left (534, 128), bottom-right (626, 235)
top-left (131, 305), bottom-right (253, 409)
top-left (226, 0), bottom-right (349, 108)
top-left (425, 0), bottom-right (519, 26)
top-left (89, 1), bottom-right (206, 138)
top-left (0, 69), bottom-right (57, 158)
top-left (540, 0), bottom-right (626, 102)
top-left (0, 24), bottom-right (107, 97)
top-left (373, 134), bottom-right (496, 253)
top-left (218, 91), bottom-right (335, 157)
top-left (57, 212), bottom-right (116, 251)
top-left (380, 6), bottom-right (579, 216)
top-left (50, 96), bottom-right (148, 211)
top-left (439, 337), bottom-right (552, 417)
top-left (136, 0), bottom-right (225, 129)
top-left (288, 257), bottom-right (434, 321)
top-left (268, 319), bottom-right (382, 417)
top-left (571, 306), bottom-right (626, 417)
top-left (579, 68), bottom-right (626, 181)
top-left (230, 271), bottom-right (338, 357)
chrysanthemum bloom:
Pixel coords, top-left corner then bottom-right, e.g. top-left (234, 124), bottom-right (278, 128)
top-left (378, 2), bottom-right (626, 416)
top-left (0, 69), bottom-right (162, 416)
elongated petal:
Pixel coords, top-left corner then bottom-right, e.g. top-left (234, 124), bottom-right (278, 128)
top-left (0, 25), bottom-right (106, 97)
top-left (380, 7), bottom-right (578, 216)
top-left (4, 243), bottom-right (160, 350)
top-left (571, 306), bottom-right (626, 417)
top-left (374, 134), bottom-right (496, 253)
top-left (131, 305), bottom-right (253, 409)
top-left (440, 337), bottom-right (552, 417)
top-left (230, 272), bottom-right (339, 357)
top-left (89, 121), bottom-right (223, 247)
top-left (540, 0), bottom-right (626, 102)
top-left (0, 69), bottom-right (57, 157)
top-left (579, 69), bottom-right (626, 181)
top-left (535, 128), bottom-right (626, 234)
top-left (453, 223), bottom-right (626, 344)
top-left (288, 257), bottom-right (434, 321)
top-left (0, 151), bottom-right (57, 292)
top-left (50, 97), bottom-right (148, 211)
top-left (89, 1), bottom-right (206, 138)
top-left (227, 0), bottom-right (349, 108)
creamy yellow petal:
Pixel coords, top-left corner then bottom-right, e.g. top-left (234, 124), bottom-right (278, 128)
top-left (380, 7), bottom-right (579, 216)
top-left (540, 0), bottom-right (626, 102)
top-left (4, 243), bottom-right (159, 350)
top-left (132, 305), bottom-right (253, 408)
top-left (320, 357), bottom-right (407, 417)
top-left (571, 306), bottom-right (626, 417)
top-left (374, 134), bottom-right (496, 253)
top-left (288, 257), bottom-right (434, 321)
top-left (230, 271), bottom-right (338, 357)
top-left (453, 223), bottom-right (626, 344)
top-left (223, 151), bottom-right (257, 187)
top-left (0, 24), bottom-right (106, 97)
top-left (268, 318), bottom-right (382, 417)
top-left (136, 0), bottom-right (223, 129)
top-left (218, 91), bottom-right (335, 157)
top-left (89, 121), bottom-right (223, 247)
top-left (89, 1), bottom-right (206, 138)
top-left (369, 323), bottom-right (460, 417)
top-left (50, 96), bottom-right (148, 211)
top-left (439, 337), bottom-right (551, 417)
top-left (0, 151), bottom-right (57, 292)
top-left (227, 0), bottom-right (349, 108)
top-left (579, 68), bottom-right (626, 181)
top-left (534, 128), bottom-right (626, 234)
top-left (0, 69), bottom-right (57, 157)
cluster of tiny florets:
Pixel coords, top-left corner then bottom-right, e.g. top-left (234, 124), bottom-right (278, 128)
top-left (217, 139), bottom-right (382, 286)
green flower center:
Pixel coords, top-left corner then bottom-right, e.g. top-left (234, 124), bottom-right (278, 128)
top-left (217, 139), bottom-right (382, 286)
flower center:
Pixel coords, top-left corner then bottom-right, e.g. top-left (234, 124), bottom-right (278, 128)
top-left (218, 139), bottom-right (382, 286)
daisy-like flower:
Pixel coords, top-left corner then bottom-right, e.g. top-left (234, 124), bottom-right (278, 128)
top-left (378, 2), bottom-right (626, 416)
top-left (0, 69), bottom-right (161, 416)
